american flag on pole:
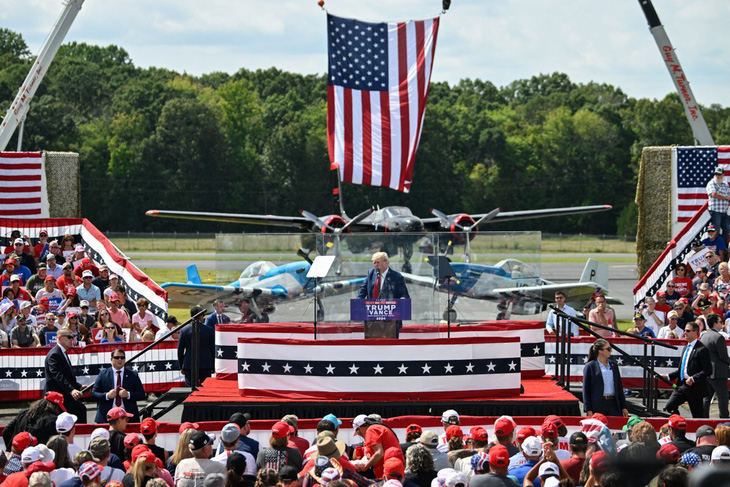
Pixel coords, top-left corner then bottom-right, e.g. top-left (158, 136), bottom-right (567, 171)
top-left (0, 152), bottom-right (47, 217)
top-left (326, 14), bottom-right (440, 193)
top-left (674, 146), bottom-right (730, 222)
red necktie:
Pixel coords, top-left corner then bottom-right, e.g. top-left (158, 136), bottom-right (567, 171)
top-left (373, 275), bottom-right (381, 299)
top-left (115, 370), bottom-right (122, 407)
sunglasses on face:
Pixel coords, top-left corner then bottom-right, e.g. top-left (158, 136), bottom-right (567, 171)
top-left (112, 355), bottom-right (125, 360)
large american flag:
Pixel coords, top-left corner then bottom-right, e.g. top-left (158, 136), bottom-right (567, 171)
top-left (675, 146), bottom-right (730, 222)
top-left (326, 14), bottom-right (439, 193)
top-left (0, 152), bottom-right (47, 217)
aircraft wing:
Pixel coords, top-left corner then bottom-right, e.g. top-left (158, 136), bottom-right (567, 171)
top-left (490, 282), bottom-right (622, 307)
top-left (421, 205), bottom-right (612, 229)
top-left (160, 282), bottom-right (242, 308)
top-left (146, 210), bottom-right (312, 229)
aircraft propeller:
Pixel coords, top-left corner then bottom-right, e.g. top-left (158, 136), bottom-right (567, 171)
top-left (299, 207), bottom-right (374, 274)
top-left (430, 208), bottom-right (500, 262)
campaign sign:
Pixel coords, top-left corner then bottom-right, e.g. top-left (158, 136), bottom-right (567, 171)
top-left (46, 332), bottom-right (57, 346)
top-left (350, 299), bottom-right (411, 321)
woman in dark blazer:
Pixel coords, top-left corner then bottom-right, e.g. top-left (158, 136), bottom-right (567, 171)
top-left (583, 338), bottom-right (629, 417)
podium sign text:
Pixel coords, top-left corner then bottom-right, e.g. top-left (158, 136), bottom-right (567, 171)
top-left (350, 299), bottom-right (411, 321)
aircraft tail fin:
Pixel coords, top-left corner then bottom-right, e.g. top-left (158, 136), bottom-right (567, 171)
top-left (186, 264), bottom-right (203, 285)
top-left (330, 162), bottom-right (349, 219)
top-left (579, 258), bottom-right (609, 290)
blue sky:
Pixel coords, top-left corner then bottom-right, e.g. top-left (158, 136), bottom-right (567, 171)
top-left (3, 0), bottom-right (729, 106)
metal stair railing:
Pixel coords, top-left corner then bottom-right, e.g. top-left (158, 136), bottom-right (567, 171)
top-left (549, 305), bottom-right (678, 416)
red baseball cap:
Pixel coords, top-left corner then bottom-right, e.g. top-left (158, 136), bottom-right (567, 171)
top-left (517, 426), bottom-right (537, 443)
top-left (488, 444), bottom-right (510, 467)
top-left (657, 443), bottom-right (680, 464)
top-left (271, 421), bottom-right (292, 438)
top-left (590, 451), bottom-right (612, 473)
top-left (67, 311), bottom-right (78, 318)
top-left (81, 258), bottom-right (92, 269)
top-left (179, 422), bottom-right (200, 434)
top-left (445, 424), bottom-right (464, 440)
top-left (541, 421), bottom-right (559, 438)
top-left (469, 426), bottom-right (489, 442)
top-left (406, 424), bottom-right (422, 434)
top-left (668, 414), bottom-right (687, 430)
top-left (140, 417), bottom-right (159, 435)
top-left (44, 391), bottom-right (66, 412)
top-left (65, 286), bottom-right (77, 296)
top-left (545, 415), bottom-right (565, 429)
top-left (107, 407), bottom-right (133, 421)
top-left (110, 293), bottom-right (120, 302)
top-left (44, 275), bottom-right (55, 282)
top-left (131, 445), bottom-right (155, 463)
top-left (384, 458), bottom-right (405, 479)
top-left (494, 417), bottom-right (514, 436)
top-left (12, 432), bottom-right (38, 451)
top-left (124, 433), bottom-right (143, 448)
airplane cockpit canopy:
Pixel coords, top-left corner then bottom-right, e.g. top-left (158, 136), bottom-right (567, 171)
top-left (383, 207), bottom-right (414, 218)
top-left (498, 259), bottom-right (538, 278)
top-left (239, 261), bottom-right (276, 280)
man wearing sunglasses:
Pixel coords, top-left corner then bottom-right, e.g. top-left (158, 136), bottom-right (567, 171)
top-left (663, 321), bottom-right (712, 418)
top-left (91, 348), bottom-right (146, 424)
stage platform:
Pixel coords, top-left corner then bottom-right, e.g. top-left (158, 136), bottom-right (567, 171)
top-left (181, 376), bottom-right (581, 422)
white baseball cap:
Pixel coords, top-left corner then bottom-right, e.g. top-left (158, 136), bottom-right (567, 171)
top-left (711, 445), bottom-right (730, 462)
top-left (21, 446), bottom-right (40, 463)
top-left (522, 436), bottom-right (542, 456)
top-left (353, 414), bottom-right (368, 431)
top-left (441, 409), bottom-right (459, 424)
top-left (539, 462), bottom-right (559, 477)
top-left (56, 412), bottom-right (78, 433)
top-left (90, 427), bottom-right (110, 441)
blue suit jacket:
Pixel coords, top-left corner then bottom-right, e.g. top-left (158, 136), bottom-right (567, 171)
top-left (357, 268), bottom-right (410, 300)
top-left (582, 359), bottom-right (627, 414)
top-left (91, 366), bottom-right (146, 423)
top-left (204, 313), bottom-right (231, 329)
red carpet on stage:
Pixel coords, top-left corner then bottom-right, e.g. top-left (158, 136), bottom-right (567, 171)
top-left (181, 376), bottom-right (580, 422)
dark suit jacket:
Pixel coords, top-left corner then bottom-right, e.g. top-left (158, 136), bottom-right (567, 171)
top-left (91, 366), bottom-right (146, 423)
top-left (700, 328), bottom-right (730, 379)
top-left (582, 359), bottom-right (627, 413)
top-left (357, 268), bottom-right (410, 300)
top-left (668, 340), bottom-right (712, 397)
top-left (204, 313), bottom-right (231, 328)
top-left (177, 321), bottom-right (216, 371)
top-left (44, 345), bottom-right (81, 399)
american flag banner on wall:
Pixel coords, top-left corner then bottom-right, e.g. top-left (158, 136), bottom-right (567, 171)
top-left (0, 152), bottom-right (48, 217)
top-left (673, 146), bottom-right (730, 222)
top-left (326, 14), bottom-right (439, 193)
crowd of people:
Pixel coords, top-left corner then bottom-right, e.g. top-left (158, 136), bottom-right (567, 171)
top-left (0, 230), bottom-right (182, 348)
top-left (3, 404), bottom-right (730, 487)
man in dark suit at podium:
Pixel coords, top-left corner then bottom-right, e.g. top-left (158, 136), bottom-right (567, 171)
top-left (357, 252), bottom-right (409, 338)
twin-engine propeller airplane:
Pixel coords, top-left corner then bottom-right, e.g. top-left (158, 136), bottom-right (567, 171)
top-left (147, 168), bottom-right (612, 272)
top-left (405, 257), bottom-right (622, 321)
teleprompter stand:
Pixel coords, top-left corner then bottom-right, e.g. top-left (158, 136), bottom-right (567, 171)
top-left (427, 255), bottom-right (456, 337)
top-left (306, 255), bottom-right (336, 340)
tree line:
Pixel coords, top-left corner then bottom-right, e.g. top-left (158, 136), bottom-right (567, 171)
top-left (1, 28), bottom-right (729, 235)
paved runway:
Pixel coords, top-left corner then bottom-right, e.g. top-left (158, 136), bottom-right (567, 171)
top-left (129, 252), bottom-right (638, 323)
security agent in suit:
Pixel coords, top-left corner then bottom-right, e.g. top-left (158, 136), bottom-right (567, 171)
top-left (204, 299), bottom-right (231, 328)
top-left (582, 338), bottom-right (629, 417)
top-left (91, 348), bottom-right (146, 423)
top-left (178, 305), bottom-right (216, 387)
top-left (44, 328), bottom-right (87, 423)
top-left (701, 313), bottom-right (730, 418)
top-left (663, 321), bottom-right (713, 418)
top-left (357, 252), bottom-right (410, 337)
